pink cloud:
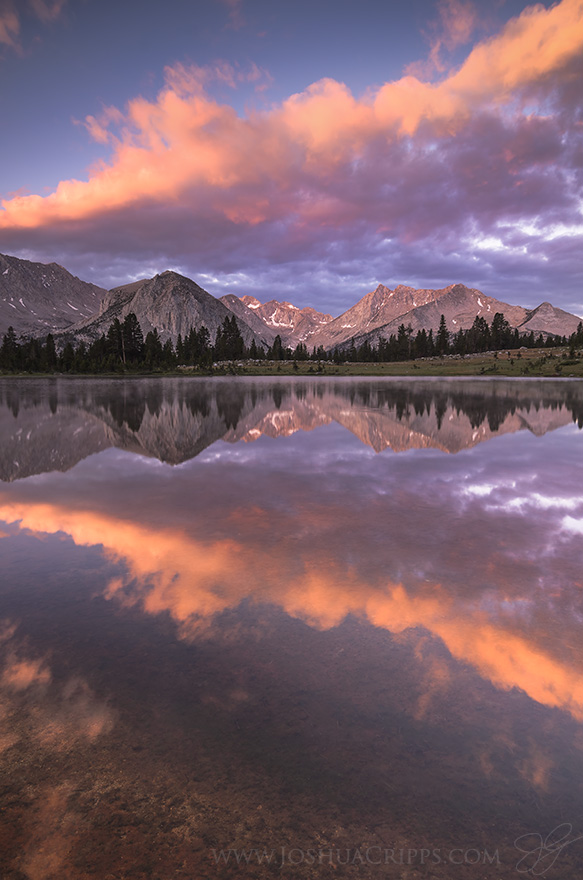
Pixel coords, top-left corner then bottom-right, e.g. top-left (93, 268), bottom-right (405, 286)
top-left (374, 0), bottom-right (583, 134)
top-left (81, 105), bottom-right (125, 145)
top-left (1, 0), bottom-right (581, 236)
top-left (0, 0), bottom-right (20, 48)
top-left (0, 0), bottom-right (67, 51)
top-left (408, 0), bottom-right (481, 77)
top-left (435, 0), bottom-right (479, 51)
top-left (0, 0), bottom-right (581, 310)
top-left (218, 0), bottom-right (245, 30)
top-left (28, 0), bottom-right (68, 23)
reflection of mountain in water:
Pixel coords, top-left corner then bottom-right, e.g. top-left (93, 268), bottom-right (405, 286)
top-left (1, 378), bottom-right (582, 480)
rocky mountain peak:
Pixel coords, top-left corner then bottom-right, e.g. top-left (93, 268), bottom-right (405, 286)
top-left (368, 284), bottom-right (393, 307)
top-left (240, 295), bottom-right (262, 309)
top-left (158, 270), bottom-right (185, 281)
top-left (393, 284), bottom-right (416, 296)
top-left (0, 252), bottom-right (107, 338)
top-left (64, 271), bottom-right (268, 347)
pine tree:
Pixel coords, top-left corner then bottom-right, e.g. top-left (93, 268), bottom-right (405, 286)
top-left (60, 342), bottom-right (75, 372)
top-left (106, 318), bottom-right (123, 363)
top-left (144, 329), bottom-right (163, 368)
top-left (271, 334), bottom-right (284, 360)
top-left (44, 334), bottom-right (57, 371)
top-left (0, 327), bottom-right (19, 370)
top-left (122, 313), bottom-right (144, 364)
top-left (490, 312), bottom-right (511, 350)
top-left (436, 315), bottom-right (449, 355)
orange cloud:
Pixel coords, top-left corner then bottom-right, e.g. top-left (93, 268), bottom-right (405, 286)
top-left (447, 0), bottom-right (583, 100)
top-left (436, 0), bottom-right (479, 52)
top-left (280, 78), bottom-right (374, 158)
top-left (410, 0), bottom-right (481, 77)
top-left (2, 496), bottom-right (583, 722)
top-left (374, 0), bottom-right (583, 133)
top-left (0, 0), bottom-right (581, 229)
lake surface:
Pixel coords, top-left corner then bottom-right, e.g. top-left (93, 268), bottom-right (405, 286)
top-left (0, 376), bottom-right (582, 879)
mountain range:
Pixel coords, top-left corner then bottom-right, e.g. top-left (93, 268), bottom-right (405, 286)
top-left (1, 253), bottom-right (581, 352)
top-left (62, 271), bottom-right (274, 350)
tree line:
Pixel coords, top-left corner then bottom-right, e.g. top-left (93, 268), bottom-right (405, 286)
top-left (342, 313), bottom-right (583, 363)
top-left (1, 311), bottom-right (582, 373)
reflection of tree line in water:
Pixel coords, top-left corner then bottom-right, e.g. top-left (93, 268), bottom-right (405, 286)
top-left (0, 383), bottom-right (245, 434)
top-left (347, 384), bottom-right (583, 432)
top-left (1, 381), bottom-right (582, 436)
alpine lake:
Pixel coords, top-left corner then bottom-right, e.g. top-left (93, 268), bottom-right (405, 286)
top-left (1, 376), bottom-right (582, 880)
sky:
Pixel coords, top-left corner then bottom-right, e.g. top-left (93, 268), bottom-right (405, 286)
top-left (0, 0), bottom-right (581, 315)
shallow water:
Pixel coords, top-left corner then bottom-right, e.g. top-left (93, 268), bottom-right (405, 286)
top-left (0, 376), bottom-right (582, 879)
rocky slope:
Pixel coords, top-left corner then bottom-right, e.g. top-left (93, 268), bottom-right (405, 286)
top-left (219, 294), bottom-right (278, 347)
top-left (0, 253), bottom-right (106, 338)
top-left (311, 284), bottom-right (583, 352)
top-left (306, 284), bottom-right (531, 351)
top-left (304, 283), bottom-right (446, 351)
top-left (518, 301), bottom-right (582, 337)
top-left (61, 271), bottom-right (265, 347)
top-left (238, 296), bottom-right (333, 348)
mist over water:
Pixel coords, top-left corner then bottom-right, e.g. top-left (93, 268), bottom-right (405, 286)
top-left (1, 377), bottom-right (582, 879)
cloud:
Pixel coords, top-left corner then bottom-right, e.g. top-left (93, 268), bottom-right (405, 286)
top-left (28, 0), bottom-right (67, 23)
top-left (3, 0), bottom-right (582, 223)
top-left (0, 0), bottom-right (67, 51)
top-left (436, 0), bottom-right (479, 51)
top-left (408, 0), bottom-right (481, 77)
top-left (0, 0), bottom-right (19, 48)
top-left (1, 0), bottom-right (582, 308)
top-left (217, 0), bottom-right (244, 30)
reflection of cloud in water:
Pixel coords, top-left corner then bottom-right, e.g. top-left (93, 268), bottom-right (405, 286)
top-left (2, 655), bottom-right (51, 690)
top-left (0, 620), bottom-right (114, 755)
top-left (1, 486), bottom-right (583, 721)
